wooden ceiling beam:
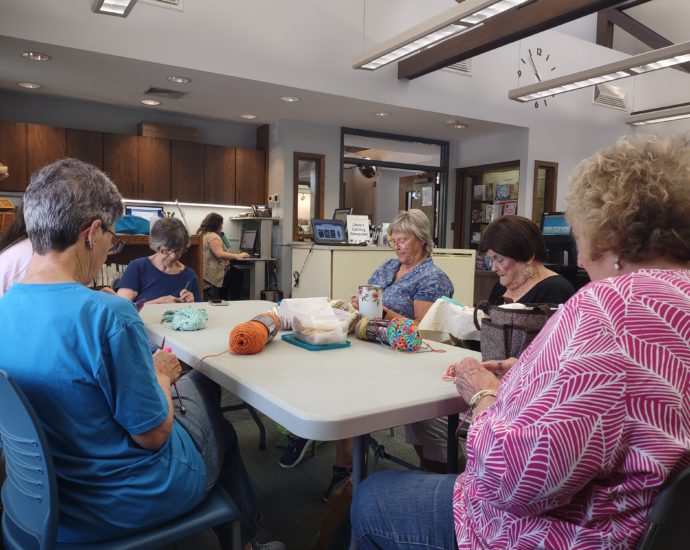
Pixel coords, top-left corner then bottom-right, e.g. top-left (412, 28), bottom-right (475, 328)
top-left (398, 0), bottom-right (625, 80)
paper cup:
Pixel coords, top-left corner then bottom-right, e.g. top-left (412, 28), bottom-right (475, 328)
top-left (358, 285), bottom-right (384, 319)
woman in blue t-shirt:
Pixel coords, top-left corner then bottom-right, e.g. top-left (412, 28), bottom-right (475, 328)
top-left (117, 217), bottom-right (202, 305)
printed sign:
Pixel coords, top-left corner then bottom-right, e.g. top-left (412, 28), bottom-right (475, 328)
top-left (347, 215), bottom-right (370, 244)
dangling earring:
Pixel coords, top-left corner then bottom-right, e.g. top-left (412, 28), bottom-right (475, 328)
top-left (613, 256), bottom-right (621, 271)
top-left (524, 263), bottom-right (536, 279)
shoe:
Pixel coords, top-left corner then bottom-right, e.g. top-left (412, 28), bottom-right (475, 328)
top-left (278, 435), bottom-right (313, 468)
top-left (322, 465), bottom-right (352, 502)
top-left (251, 541), bottom-right (286, 550)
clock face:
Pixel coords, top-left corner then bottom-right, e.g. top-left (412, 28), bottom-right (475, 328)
top-left (517, 47), bottom-right (557, 108)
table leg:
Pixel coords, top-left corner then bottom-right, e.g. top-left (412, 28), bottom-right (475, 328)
top-left (446, 413), bottom-right (459, 474)
top-left (349, 434), bottom-right (368, 550)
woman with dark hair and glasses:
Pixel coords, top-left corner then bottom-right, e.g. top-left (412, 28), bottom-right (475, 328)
top-left (117, 217), bottom-right (202, 305)
top-left (0, 159), bottom-right (280, 549)
top-left (479, 215), bottom-right (575, 305)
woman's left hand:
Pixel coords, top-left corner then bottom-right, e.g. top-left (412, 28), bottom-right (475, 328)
top-left (179, 289), bottom-right (194, 303)
top-left (454, 357), bottom-right (500, 404)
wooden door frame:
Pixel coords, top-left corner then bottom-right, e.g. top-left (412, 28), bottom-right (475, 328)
top-left (532, 160), bottom-right (558, 224)
top-left (293, 152), bottom-right (325, 241)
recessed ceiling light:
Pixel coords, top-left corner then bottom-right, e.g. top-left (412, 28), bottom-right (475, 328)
top-left (280, 96), bottom-right (301, 102)
top-left (373, 111), bottom-right (391, 117)
top-left (240, 114), bottom-right (258, 120)
top-left (17, 82), bottom-right (42, 89)
top-left (446, 118), bottom-right (468, 129)
top-left (141, 99), bottom-right (161, 106)
top-left (21, 51), bottom-right (51, 61)
top-left (167, 75), bottom-right (191, 84)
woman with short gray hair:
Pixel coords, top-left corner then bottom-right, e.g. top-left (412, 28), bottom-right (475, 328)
top-left (117, 217), bottom-right (202, 305)
top-left (0, 158), bottom-right (274, 548)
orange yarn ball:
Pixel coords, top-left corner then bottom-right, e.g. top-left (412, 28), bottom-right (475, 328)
top-left (230, 321), bottom-right (269, 355)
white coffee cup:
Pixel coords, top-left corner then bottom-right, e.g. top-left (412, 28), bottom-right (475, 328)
top-left (358, 285), bottom-right (384, 318)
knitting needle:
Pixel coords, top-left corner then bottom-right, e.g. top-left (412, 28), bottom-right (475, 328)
top-left (179, 280), bottom-right (190, 300)
top-left (160, 337), bottom-right (186, 414)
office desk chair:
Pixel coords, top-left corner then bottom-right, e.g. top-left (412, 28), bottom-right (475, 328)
top-left (0, 369), bottom-right (242, 550)
top-left (637, 461), bottom-right (690, 550)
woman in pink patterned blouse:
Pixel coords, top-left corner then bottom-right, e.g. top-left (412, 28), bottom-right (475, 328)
top-left (351, 134), bottom-right (690, 550)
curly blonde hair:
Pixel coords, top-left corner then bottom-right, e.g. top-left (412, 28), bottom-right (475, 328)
top-left (566, 134), bottom-right (690, 264)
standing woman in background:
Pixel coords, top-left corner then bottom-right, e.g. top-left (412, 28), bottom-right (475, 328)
top-left (0, 205), bottom-right (33, 297)
top-left (197, 212), bottom-right (250, 300)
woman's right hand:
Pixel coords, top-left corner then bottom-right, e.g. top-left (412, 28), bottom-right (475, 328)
top-left (152, 349), bottom-right (182, 385)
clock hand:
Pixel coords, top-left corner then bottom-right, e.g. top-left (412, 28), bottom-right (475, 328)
top-left (528, 50), bottom-right (542, 82)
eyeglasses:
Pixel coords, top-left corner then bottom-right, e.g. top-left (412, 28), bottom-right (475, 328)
top-left (160, 247), bottom-right (186, 257)
top-left (387, 235), bottom-right (411, 248)
top-left (103, 228), bottom-right (125, 256)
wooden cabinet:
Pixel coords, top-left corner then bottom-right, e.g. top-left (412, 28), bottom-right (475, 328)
top-left (138, 136), bottom-right (170, 202)
top-left (172, 141), bottom-right (204, 203)
top-left (203, 145), bottom-right (235, 205)
top-left (0, 122), bottom-right (28, 192)
top-left (66, 129), bottom-right (103, 168)
top-left (104, 134), bottom-right (139, 198)
top-left (27, 124), bottom-right (66, 179)
top-left (236, 148), bottom-right (265, 206)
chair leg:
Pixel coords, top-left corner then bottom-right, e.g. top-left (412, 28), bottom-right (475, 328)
top-left (244, 404), bottom-right (266, 450)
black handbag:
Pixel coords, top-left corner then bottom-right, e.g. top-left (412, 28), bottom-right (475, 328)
top-left (473, 300), bottom-right (556, 361)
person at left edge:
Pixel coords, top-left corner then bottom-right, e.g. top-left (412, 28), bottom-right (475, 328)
top-left (117, 216), bottom-right (202, 305)
top-left (0, 158), bottom-right (281, 549)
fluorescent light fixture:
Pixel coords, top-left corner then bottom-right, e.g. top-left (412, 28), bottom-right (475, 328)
top-left (92, 0), bottom-right (137, 17)
top-left (353, 0), bottom-right (531, 70)
top-left (123, 198), bottom-right (253, 210)
top-left (626, 102), bottom-right (690, 126)
top-left (509, 40), bottom-right (690, 103)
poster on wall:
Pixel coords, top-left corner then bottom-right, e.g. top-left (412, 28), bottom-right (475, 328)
top-left (495, 183), bottom-right (517, 201)
top-left (502, 201), bottom-right (517, 216)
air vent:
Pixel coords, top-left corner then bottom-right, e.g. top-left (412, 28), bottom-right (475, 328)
top-left (443, 58), bottom-right (472, 76)
top-left (140, 0), bottom-right (183, 10)
top-left (143, 87), bottom-right (187, 99)
top-left (593, 83), bottom-right (627, 111)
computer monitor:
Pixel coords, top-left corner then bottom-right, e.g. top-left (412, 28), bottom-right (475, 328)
top-left (541, 212), bottom-right (571, 236)
top-left (125, 205), bottom-right (165, 221)
top-left (239, 228), bottom-right (258, 255)
top-left (333, 207), bottom-right (352, 225)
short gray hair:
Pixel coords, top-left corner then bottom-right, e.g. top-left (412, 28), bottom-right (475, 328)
top-left (388, 209), bottom-right (434, 257)
top-left (24, 158), bottom-right (123, 255)
top-left (149, 217), bottom-right (189, 252)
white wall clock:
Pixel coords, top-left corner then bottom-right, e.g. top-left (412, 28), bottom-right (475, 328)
top-left (517, 47), bottom-right (557, 108)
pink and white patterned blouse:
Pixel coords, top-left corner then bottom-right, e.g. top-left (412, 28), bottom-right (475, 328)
top-left (453, 269), bottom-right (690, 549)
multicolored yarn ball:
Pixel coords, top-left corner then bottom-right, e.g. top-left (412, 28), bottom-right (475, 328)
top-left (161, 306), bottom-right (209, 331)
top-left (229, 312), bottom-right (281, 355)
top-left (386, 316), bottom-right (423, 352)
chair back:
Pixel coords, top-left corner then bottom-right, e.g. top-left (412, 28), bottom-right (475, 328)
top-left (637, 461), bottom-right (690, 549)
top-left (0, 369), bottom-right (58, 550)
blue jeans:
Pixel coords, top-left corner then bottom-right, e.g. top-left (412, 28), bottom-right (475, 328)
top-left (172, 371), bottom-right (260, 546)
top-left (351, 470), bottom-right (458, 550)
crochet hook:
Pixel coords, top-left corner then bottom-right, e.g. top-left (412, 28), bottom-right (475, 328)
top-left (160, 337), bottom-right (186, 414)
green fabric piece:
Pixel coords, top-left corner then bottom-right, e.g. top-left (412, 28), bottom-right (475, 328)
top-left (161, 306), bottom-right (209, 331)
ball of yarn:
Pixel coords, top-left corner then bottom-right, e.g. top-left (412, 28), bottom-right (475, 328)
top-left (386, 316), bottom-right (422, 352)
top-left (229, 312), bottom-right (281, 355)
top-left (161, 306), bottom-right (209, 331)
top-left (329, 299), bottom-right (361, 333)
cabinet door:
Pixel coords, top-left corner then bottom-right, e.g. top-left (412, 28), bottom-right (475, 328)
top-left (27, 124), bottom-right (66, 178)
top-left (0, 121), bottom-right (28, 192)
top-left (139, 136), bottom-right (171, 202)
top-left (104, 133), bottom-right (139, 199)
top-left (235, 148), bottom-right (265, 206)
top-left (66, 129), bottom-right (103, 169)
top-left (204, 145), bottom-right (236, 205)
top-left (171, 141), bottom-right (204, 203)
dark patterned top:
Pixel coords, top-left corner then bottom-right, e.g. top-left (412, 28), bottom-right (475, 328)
top-left (368, 257), bottom-right (454, 319)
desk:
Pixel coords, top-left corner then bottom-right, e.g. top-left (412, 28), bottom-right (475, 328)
top-left (141, 301), bottom-right (477, 547)
top-left (233, 258), bottom-right (274, 300)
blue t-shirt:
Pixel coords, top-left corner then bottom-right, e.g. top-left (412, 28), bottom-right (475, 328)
top-left (369, 257), bottom-right (454, 319)
top-left (118, 256), bottom-right (202, 302)
top-left (0, 283), bottom-right (206, 542)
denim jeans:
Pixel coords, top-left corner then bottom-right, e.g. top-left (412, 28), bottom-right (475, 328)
top-left (172, 371), bottom-right (260, 547)
top-left (351, 470), bottom-right (458, 550)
